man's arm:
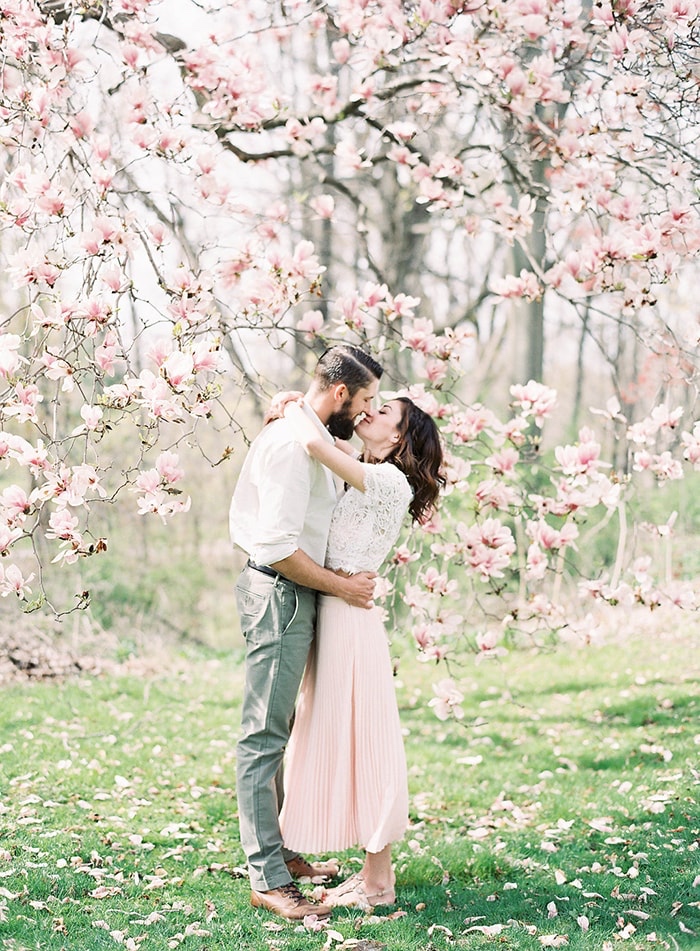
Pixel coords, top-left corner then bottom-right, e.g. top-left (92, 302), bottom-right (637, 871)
top-left (270, 549), bottom-right (376, 610)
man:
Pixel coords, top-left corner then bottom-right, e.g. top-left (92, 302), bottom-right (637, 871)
top-left (229, 345), bottom-right (383, 921)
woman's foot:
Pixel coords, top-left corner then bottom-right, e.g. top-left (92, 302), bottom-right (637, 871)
top-left (322, 871), bottom-right (363, 897)
top-left (323, 877), bottom-right (396, 911)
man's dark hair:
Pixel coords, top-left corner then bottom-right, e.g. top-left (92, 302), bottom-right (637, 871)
top-left (314, 345), bottom-right (383, 395)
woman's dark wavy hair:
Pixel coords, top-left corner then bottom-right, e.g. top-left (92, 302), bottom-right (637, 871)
top-left (384, 397), bottom-right (446, 524)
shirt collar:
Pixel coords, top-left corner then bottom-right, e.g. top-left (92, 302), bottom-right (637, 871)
top-left (302, 402), bottom-right (335, 444)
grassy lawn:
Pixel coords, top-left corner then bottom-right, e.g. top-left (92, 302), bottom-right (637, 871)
top-left (0, 616), bottom-right (698, 950)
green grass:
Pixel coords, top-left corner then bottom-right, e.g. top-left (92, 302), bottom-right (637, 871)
top-left (0, 621), bottom-right (698, 950)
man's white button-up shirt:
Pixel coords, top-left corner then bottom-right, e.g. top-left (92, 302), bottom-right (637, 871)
top-left (229, 403), bottom-right (337, 568)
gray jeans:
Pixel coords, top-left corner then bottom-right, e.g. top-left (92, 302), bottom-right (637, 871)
top-left (235, 564), bottom-right (317, 891)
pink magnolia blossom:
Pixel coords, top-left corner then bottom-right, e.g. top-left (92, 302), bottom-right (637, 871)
top-left (191, 341), bottom-right (220, 373)
top-left (402, 385), bottom-right (451, 418)
top-left (510, 380), bottom-right (557, 427)
top-left (236, 269), bottom-right (284, 314)
top-left (135, 469), bottom-right (161, 495)
top-left (419, 567), bottom-right (458, 597)
top-left (309, 195), bottom-right (335, 218)
top-left (362, 282), bottom-right (389, 308)
top-left (148, 339), bottom-right (174, 369)
top-left (428, 678), bottom-right (465, 720)
top-left (458, 518), bottom-right (516, 579)
top-left (334, 140), bottom-right (370, 176)
top-left (403, 582), bottom-right (436, 613)
top-left (41, 353), bottom-right (75, 392)
top-left (416, 176), bottom-right (448, 204)
top-left (3, 383), bottom-right (43, 424)
top-left (80, 404), bottom-right (103, 431)
top-left (681, 423), bottom-right (700, 468)
top-left (627, 405), bottom-right (683, 444)
top-left (475, 629), bottom-right (507, 656)
top-left (554, 429), bottom-right (604, 477)
top-left (386, 293), bottom-right (421, 321)
top-left (633, 450), bottom-right (683, 481)
top-left (286, 241), bottom-right (324, 282)
top-left (527, 518), bottom-right (579, 551)
top-left (95, 332), bottom-right (120, 374)
top-left (12, 438), bottom-right (50, 475)
top-left (136, 490), bottom-right (191, 523)
top-left (420, 510), bottom-right (443, 535)
top-left (491, 270), bottom-right (542, 301)
top-left (518, 13), bottom-right (548, 39)
top-left (392, 544), bottom-right (419, 565)
top-left (387, 145), bottom-right (420, 166)
top-left (297, 309), bottom-right (324, 334)
top-left (7, 248), bottom-right (60, 288)
top-left (553, 476), bottom-right (621, 513)
top-left (0, 485), bottom-right (31, 522)
top-left (218, 248), bottom-right (253, 290)
top-left (45, 509), bottom-right (81, 541)
top-left (526, 543), bottom-right (549, 580)
top-left (372, 575), bottom-right (394, 602)
top-left (0, 525), bottom-right (23, 555)
top-left (101, 266), bottom-right (128, 293)
top-left (155, 451), bottom-right (185, 484)
top-left (162, 352), bottom-right (195, 390)
top-left (418, 643), bottom-right (451, 663)
top-left (500, 417), bottom-right (529, 448)
top-left (413, 621), bottom-right (436, 652)
top-left (420, 360), bottom-right (449, 384)
top-left (445, 405), bottom-right (499, 444)
top-left (401, 317), bottom-right (436, 352)
top-left (48, 464), bottom-right (107, 508)
top-left (78, 298), bottom-right (113, 332)
top-left (485, 447), bottom-right (519, 476)
top-left (336, 292), bottom-right (366, 330)
top-left (386, 121), bottom-right (418, 142)
top-left (650, 404), bottom-right (683, 430)
top-left (475, 479), bottom-right (520, 512)
top-left (0, 564), bottom-right (34, 599)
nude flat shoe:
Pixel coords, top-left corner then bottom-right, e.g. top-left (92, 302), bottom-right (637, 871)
top-left (322, 871), bottom-right (363, 896)
top-left (323, 878), bottom-right (396, 911)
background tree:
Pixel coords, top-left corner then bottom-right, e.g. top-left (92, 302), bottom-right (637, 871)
top-left (0, 0), bottom-right (699, 693)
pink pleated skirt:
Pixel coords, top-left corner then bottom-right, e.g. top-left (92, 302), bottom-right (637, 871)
top-left (279, 595), bottom-right (408, 855)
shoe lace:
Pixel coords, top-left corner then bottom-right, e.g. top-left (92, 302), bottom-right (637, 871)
top-left (278, 883), bottom-right (306, 905)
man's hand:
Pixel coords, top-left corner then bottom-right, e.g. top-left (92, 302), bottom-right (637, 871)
top-left (269, 551), bottom-right (377, 608)
top-left (336, 571), bottom-right (377, 609)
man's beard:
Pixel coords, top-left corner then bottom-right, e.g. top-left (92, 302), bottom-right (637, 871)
top-left (327, 404), bottom-right (357, 440)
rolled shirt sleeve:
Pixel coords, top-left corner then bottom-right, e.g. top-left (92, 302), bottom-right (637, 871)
top-left (248, 437), bottom-right (312, 566)
top-left (229, 411), bottom-right (336, 568)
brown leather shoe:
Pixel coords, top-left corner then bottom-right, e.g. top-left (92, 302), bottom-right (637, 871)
top-left (285, 854), bottom-right (340, 883)
top-left (250, 882), bottom-right (332, 920)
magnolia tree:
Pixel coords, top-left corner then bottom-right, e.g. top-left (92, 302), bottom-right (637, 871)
top-left (0, 0), bottom-right (699, 706)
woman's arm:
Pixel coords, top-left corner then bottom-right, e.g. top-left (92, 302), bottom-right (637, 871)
top-left (284, 403), bottom-right (367, 492)
top-left (263, 390), bottom-right (304, 426)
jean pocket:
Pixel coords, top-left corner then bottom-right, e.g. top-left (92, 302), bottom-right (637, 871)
top-left (236, 582), bottom-right (269, 634)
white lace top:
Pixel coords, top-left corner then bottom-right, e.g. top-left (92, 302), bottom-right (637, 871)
top-left (325, 462), bottom-right (413, 573)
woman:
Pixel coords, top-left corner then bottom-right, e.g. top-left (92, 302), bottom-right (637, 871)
top-left (278, 396), bottom-right (445, 910)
